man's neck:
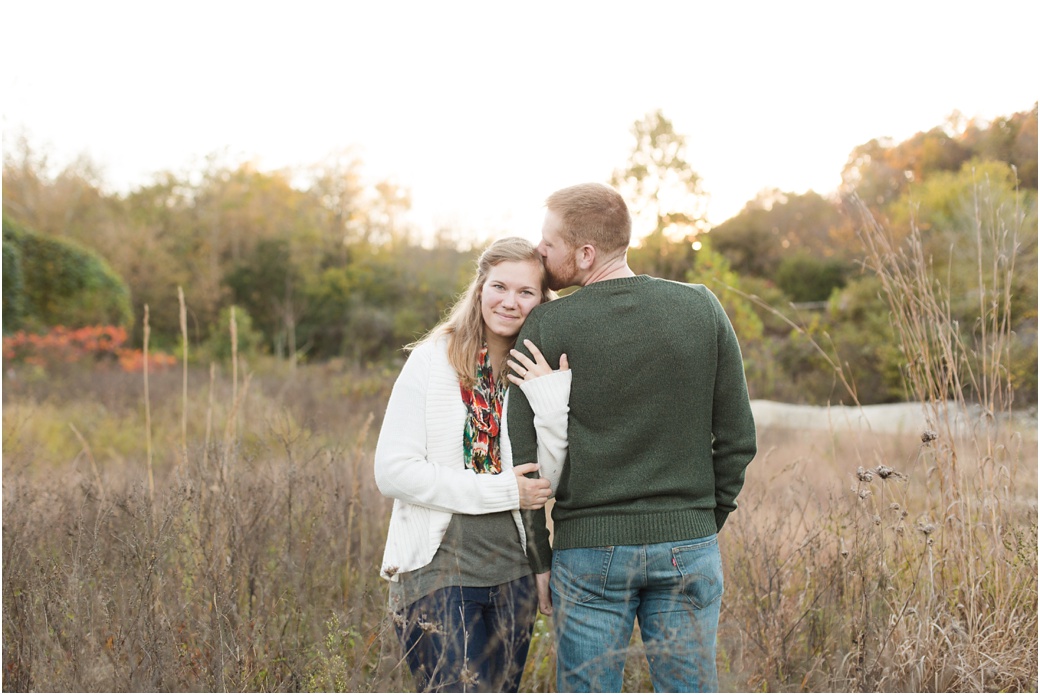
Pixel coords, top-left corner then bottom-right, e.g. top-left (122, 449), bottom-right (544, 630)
top-left (582, 256), bottom-right (635, 286)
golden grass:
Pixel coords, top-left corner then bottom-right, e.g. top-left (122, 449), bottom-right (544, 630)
top-left (3, 182), bottom-right (1036, 691)
top-left (3, 364), bottom-right (1035, 692)
top-left (719, 421), bottom-right (1037, 692)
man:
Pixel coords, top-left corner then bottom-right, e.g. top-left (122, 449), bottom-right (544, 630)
top-left (509, 182), bottom-right (757, 692)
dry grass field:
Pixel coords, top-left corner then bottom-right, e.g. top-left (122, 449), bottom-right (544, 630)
top-left (3, 198), bottom-right (1037, 692)
top-left (2, 357), bottom-right (1036, 692)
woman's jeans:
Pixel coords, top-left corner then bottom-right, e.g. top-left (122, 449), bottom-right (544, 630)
top-left (550, 535), bottom-right (723, 693)
top-left (395, 574), bottom-right (538, 693)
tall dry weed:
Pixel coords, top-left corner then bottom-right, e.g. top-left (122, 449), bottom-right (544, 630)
top-left (2, 338), bottom-right (411, 691)
top-left (716, 181), bottom-right (1037, 692)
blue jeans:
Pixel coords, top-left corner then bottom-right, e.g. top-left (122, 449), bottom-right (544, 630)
top-left (550, 535), bottom-right (723, 693)
top-left (395, 575), bottom-right (537, 693)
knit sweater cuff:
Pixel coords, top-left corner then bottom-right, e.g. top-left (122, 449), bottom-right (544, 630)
top-left (519, 370), bottom-right (571, 414)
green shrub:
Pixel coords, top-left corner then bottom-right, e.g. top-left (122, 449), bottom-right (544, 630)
top-left (2, 237), bottom-right (26, 333)
top-left (2, 216), bottom-right (133, 331)
top-left (775, 253), bottom-right (851, 303)
top-left (201, 305), bottom-right (266, 363)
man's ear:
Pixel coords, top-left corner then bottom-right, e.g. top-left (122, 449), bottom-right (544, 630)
top-left (576, 244), bottom-right (596, 270)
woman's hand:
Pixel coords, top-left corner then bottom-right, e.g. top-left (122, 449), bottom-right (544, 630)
top-left (512, 462), bottom-right (552, 509)
top-left (507, 339), bottom-right (569, 386)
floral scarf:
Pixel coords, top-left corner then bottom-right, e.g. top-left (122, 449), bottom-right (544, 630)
top-left (460, 346), bottom-right (506, 474)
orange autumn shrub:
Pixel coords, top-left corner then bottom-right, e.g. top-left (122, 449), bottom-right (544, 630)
top-left (2, 325), bottom-right (175, 373)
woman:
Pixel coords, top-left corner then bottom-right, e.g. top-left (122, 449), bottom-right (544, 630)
top-left (374, 237), bottom-right (570, 693)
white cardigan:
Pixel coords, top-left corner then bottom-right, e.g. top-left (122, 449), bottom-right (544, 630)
top-left (374, 338), bottom-right (570, 581)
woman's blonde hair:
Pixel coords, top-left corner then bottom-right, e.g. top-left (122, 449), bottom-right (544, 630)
top-left (411, 236), bottom-right (552, 387)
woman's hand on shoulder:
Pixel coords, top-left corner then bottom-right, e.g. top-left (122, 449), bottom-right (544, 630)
top-left (507, 339), bottom-right (569, 386)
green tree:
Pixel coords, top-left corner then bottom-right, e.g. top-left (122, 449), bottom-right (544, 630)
top-left (299, 242), bottom-right (471, 362)
top-left (1, 137), bottom-right (472, 362)
top-left (611, 109), bottom-right (707, 280)
top-left (123, 159), bottom-right (331, 353)
top-left (225, 238), bottom-right (303, 359)
top-left (114, 173), bottom-right (199, 346)
top-left (300, 150), bottom-right (377, 273)
top-left (841, 125), bottom-right (970, 212)
top-left (710, 190), bottom-right (849, 281)
top-left (840, 105), bottom-right (1038, 215)
top-left (959, 103), bottom-right (1038, 189)
top-left (2, 132), bottom-right (114, 249)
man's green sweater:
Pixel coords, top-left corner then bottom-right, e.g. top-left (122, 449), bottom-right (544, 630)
top-left (508, 275), bottom-right (757, 574)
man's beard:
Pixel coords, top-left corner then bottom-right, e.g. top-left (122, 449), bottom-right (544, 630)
top-left (546, 256), bottom-right (579, 291)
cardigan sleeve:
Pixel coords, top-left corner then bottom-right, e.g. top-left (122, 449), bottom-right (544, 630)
top-left (374, 344), bottom-right (522, 515)
top-left (518, 369), bottom-right (571, 494)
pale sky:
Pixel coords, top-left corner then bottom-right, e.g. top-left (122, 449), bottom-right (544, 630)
top-left (3, 0), bottom-right (1037, 244)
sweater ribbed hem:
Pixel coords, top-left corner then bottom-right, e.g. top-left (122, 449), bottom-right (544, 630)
top-left (552, 508), bottom-right (719, 550)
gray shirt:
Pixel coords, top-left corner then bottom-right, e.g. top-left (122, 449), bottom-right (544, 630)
top-left (389, 509), bottom-right (530, 611)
